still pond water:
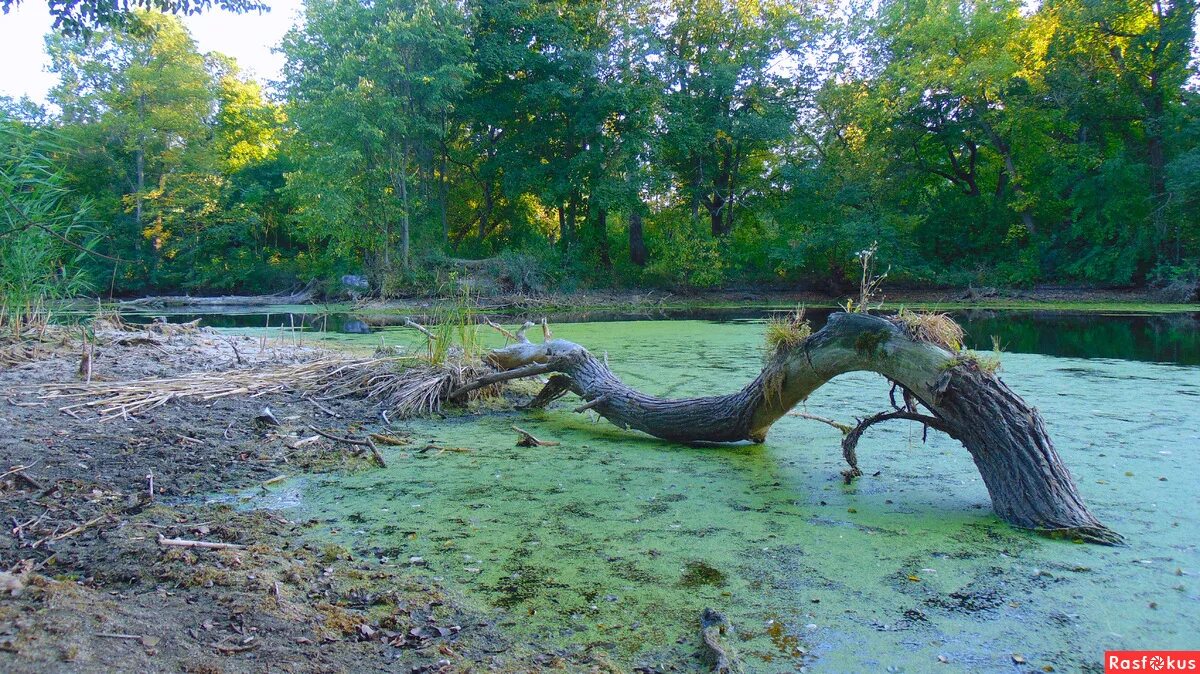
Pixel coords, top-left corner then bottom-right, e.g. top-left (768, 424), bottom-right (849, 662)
top-left (183, 308), bottom-right (1198, 673)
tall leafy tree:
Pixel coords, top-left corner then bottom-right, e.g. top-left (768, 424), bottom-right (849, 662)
top-left (48, 12), bottom-right (214, 286)
top-left (281, 0), bottom-right (472, 274)
top-left (657, 0), bottom-right (807, 238)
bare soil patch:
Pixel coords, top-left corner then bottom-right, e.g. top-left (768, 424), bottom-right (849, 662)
top-left (0, 325), bottom-right (611, 673)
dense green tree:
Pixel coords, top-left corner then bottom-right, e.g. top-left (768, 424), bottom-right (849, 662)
top-left (2, 0), bottom-right (269, 37)
top-left (43, 12), bottom-right (293, 291)
top-left (656, 0), bottom-right (808, 239)
top-left (280, 0), bottom-right (472, 276)
top-left (7, 0), bottom-right (1199, 296)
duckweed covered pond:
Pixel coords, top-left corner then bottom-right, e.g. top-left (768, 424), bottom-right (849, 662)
top-left (238, 317), bottom-right (1198, 672)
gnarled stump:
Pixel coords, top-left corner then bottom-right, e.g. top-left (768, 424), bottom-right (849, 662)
top-left (460, 312), bottom-right (1120, 544)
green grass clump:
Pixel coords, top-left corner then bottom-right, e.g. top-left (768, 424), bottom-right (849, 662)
top-left (1, 117), bottom-right (93, 336)
top-left (428, 278), bottom-right (483, 366)
top-left (765, 307), bottom-right (811, 354)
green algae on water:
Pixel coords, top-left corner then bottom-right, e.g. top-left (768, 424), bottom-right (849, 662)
top-left (233, 318), bottom-right (1200, 673)
top-left (680, 561), bottom-right (727, 588)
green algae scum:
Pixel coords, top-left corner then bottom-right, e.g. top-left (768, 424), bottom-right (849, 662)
top-left (234, 316), bottom-right (1199, 672)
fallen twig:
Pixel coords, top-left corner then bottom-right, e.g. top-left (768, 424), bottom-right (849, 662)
top-left (157, 535), bottom-right (245, 550)
top-left (369, 433), bottom-right (409, 446)
top-left (304, 395), bottom-right (341, 418)
top-left (1, 462), bottom-right (43, 490)
top-left (48, 513), bottom-right (112, 543)
top-left (308, 425), bottom-right (387, 468)
top-left (5, 398), bottom-right (45, 407)
top-left (288, 434), bottom-right (321, 449)
top-left (513, 425), bottom-right (559, 447)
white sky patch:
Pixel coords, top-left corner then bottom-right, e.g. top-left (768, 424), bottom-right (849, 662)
top-left (0, 0), bottom-right (304, 104)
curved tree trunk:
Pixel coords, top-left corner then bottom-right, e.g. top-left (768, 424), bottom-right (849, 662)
top-left (461, 312), bottom-right (1120, 544)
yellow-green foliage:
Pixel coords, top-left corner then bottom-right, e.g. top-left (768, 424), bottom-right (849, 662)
top-left (896, 308), bottom-right (964, 352)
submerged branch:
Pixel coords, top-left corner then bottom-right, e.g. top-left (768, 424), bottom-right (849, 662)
top-left (700, 608), bottom-right (743, 674)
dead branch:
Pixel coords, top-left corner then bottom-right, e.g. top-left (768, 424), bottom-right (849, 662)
top-left (308, 425), bottom-right (387, 467)
top-left (484, 319), bottom-right (518, 341)
top-left (368, 433), bottom-right (409, 446)
top-left (513, 426), bottom-right (559, 447)
top-left (400, 316), bottom-right (436, 340)
top-left (304, 395), bottom-right (341, 418)
top-left (49, 513), bottom-right (113, 543)
top-left (157, 535), bottom-right (245, 550)
top-left (787, 411), bottom-right (854, 434)
top-left (573, 395), bottom-right (609, 413)
top-left (450, 359), bottom-right (562, 399)
top-left (841, 409), bottom-right (956, 482)
top-left (700, 608), bottom-right (743, 674)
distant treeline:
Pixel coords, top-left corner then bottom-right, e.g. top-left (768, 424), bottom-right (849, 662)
top-left (2, 0), bottom-right (1199, 297)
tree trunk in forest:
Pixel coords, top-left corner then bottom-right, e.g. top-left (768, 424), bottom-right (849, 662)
top-left (1146, 86), bottom-right (1170, 259)
top-left (398, 144), bottom-right (411, 271)
top-left (135, 93), bottom-right (146, 231)
top-left (462, 312), bottom-right (1120, 544)
top-left (564, 195), bottom-right (578, 248)
top-left (706, 195), bottom-right (726, 237)
top-left (629, 211), bottom-right (647, 266)
top-left (982, 120), bottom-right (1036, 236)
top-left (135, 147), bottom-right (144, 228)
top-left (478, 181), bottom-right (492, 242)
top-left (594, 207), bottom-right (611, 269)
top-left (440, 148), bottom-right (449, 242)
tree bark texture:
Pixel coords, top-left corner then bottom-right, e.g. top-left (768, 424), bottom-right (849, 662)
top-left (629, 211), bottom-right (648, 266)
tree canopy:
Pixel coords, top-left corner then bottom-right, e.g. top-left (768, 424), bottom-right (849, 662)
top-left (2, 0), bottom-right (1198, 297)
top-left (1, 0), bottom-right (269, 37)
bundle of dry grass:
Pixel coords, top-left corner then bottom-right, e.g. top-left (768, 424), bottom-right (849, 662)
top-left (313, 359), bottom-right (496, 417)
top-left (764, 307), bottom-right (812, 355)
top-left (31, 354), bottom-right (498, 421)
top-left (1, 322), bottom-right (72, 367)
top-left (893, 308), bottom-right (964, 352)
top-left (89, 310), bottom-right (140, 333)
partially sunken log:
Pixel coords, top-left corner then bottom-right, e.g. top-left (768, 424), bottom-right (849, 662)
top-left (461, 312), bottom-right (1120, 544)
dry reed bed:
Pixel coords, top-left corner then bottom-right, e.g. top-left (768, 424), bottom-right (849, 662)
top-left (28, 355), bottom-right (492, 421)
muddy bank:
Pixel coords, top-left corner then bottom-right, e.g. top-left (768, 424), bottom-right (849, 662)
top-left (0, 326), bottom-right (615, 673)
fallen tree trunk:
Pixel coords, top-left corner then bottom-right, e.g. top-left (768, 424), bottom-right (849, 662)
top-left (117, 284), bottom-right (314, 309)
top-left (464, 312), bottom-right (1120, 544)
